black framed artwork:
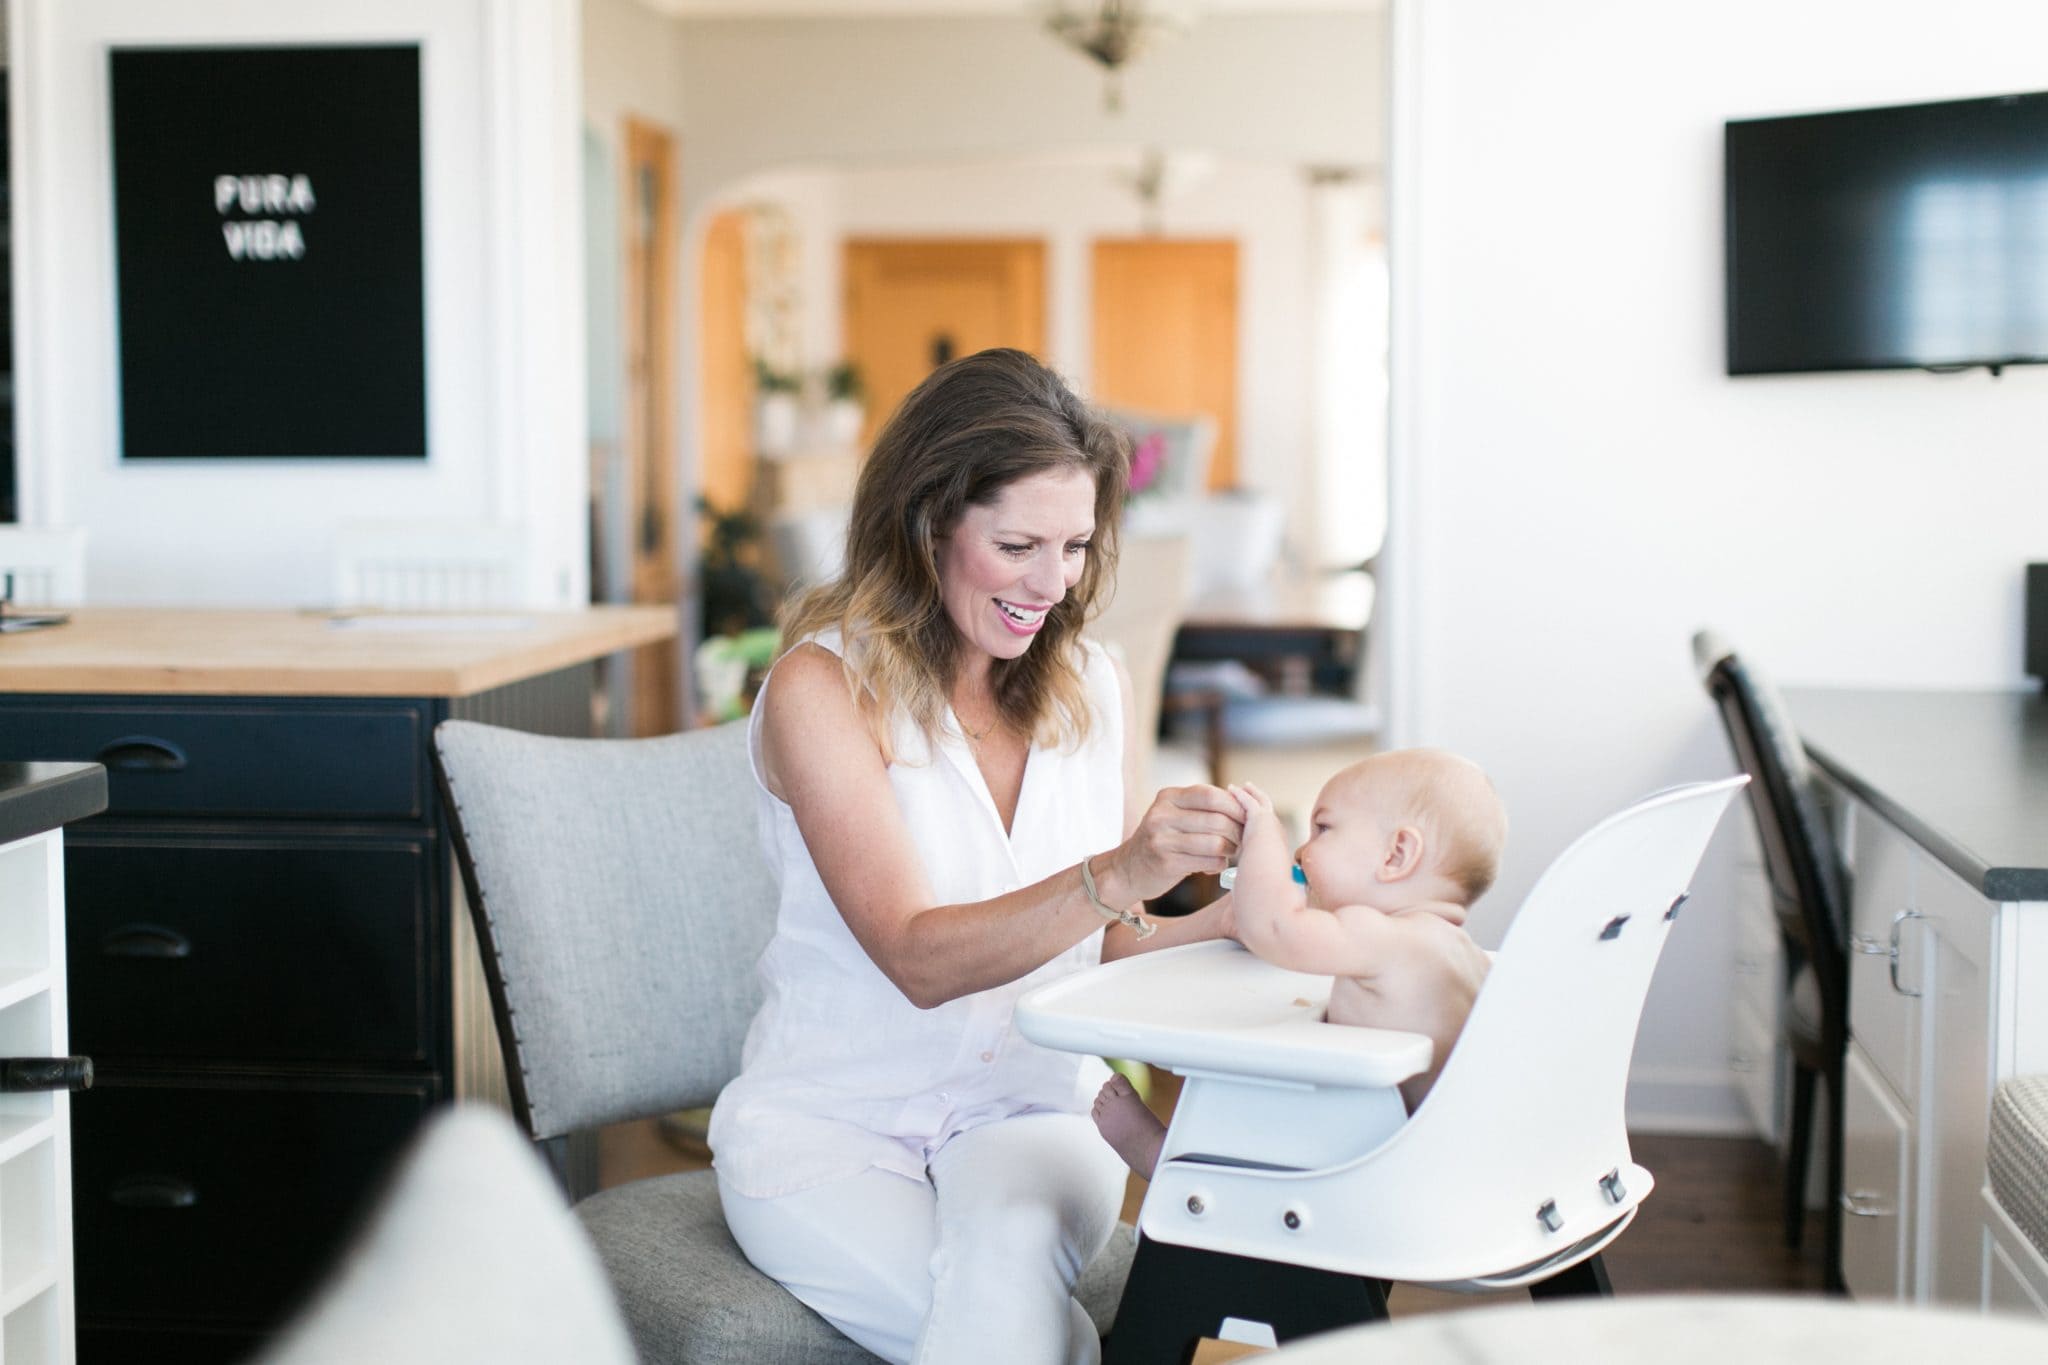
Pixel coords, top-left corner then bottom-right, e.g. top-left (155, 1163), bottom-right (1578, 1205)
top-left (108, 45), bottom-right (427, 460)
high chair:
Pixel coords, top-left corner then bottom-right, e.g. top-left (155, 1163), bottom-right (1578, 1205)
top-left (1018, 776), bottom-right (1746, 1362)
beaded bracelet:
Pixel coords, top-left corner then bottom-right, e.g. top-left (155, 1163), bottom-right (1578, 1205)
top-left (1080, 856), bottom-right (1156, 939)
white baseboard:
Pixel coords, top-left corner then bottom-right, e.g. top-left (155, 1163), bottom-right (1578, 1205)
top-left (1626, 1068), bottom-right (1761, 1137)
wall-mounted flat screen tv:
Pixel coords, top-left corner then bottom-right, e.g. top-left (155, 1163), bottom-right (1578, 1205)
top-left (1725, 91), bottom-right (2048, 376)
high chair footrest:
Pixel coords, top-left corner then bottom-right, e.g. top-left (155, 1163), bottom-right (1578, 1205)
top-left (1104, 1234), bottom-right (1389, 1365)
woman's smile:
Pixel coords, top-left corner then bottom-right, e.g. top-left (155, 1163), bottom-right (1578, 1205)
top-left (994, 598), bottom-right (1051, 634)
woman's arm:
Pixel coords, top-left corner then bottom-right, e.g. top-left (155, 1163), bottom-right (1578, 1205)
top-left (760, 644), bottom-right (1239, 1007)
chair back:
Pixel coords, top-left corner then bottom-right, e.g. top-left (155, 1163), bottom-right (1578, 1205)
top-left (1350, 777), bottom-right (1746, 1278)
top-left (1093, 533), bottom-right (1193, 792)
top-left (256, 1107), bottom-right (635, 1365)
top-left (433, 720), bottom-right (777, 1140)
top-left (0, 525), bottom-right (87, 605)
top-left (335, 520), bottom-right (528, 608)
top-left (1690, 630), bottom-right (1849, 1030)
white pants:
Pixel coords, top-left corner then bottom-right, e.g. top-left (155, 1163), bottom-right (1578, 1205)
top-left (718, 1111), bottom-right (1127, 1365)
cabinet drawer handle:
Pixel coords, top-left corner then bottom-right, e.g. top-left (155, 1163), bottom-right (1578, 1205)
top-left (1889, 909), bottom-right (1925, 998)
top-left (100, 925), bottom-right (192, 959)
top-left (96, 736), bottom-right (188, 773)
top-left (111, 1175), bottom-right (198, 1210)
top-left (1839, 1190), bottom-right (1892, 1218)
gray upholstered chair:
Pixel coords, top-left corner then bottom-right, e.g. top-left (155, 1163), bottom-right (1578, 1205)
top-left (1990, 1075), bottom-right (2048, 1266)
top-left (256, 1106), bottom-right (636, 1365)
top-left (432, 719), bottom-right (1136, 1364)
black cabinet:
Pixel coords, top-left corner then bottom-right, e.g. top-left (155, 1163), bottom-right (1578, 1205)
top-left (0, 672), bottom-right (590, 1362)
top-left (72, 1080), bottom-right (433, 1325)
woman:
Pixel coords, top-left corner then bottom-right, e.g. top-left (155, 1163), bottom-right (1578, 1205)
top-left (708, 349), bottom-right (1244, 1364)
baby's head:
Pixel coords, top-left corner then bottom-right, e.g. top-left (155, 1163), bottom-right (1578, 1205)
top-left (1295, 748), bottom-right (1508, 917)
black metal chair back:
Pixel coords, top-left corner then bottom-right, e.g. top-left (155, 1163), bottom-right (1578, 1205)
top-left (1692, 632), bottom-right (1849, 1025)
top-left (1693, 629), bottom-right (1850, 1287)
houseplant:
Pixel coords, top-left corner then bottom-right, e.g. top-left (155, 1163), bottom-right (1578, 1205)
top-left (753, 357), bottom-right (803, 457)
top-left (821, 360), bottom-right (866, 447)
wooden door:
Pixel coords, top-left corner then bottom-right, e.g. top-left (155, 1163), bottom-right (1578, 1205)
top-left (622, 118), bottom-right (681, 734)
top-left (698, 210), bottom-right (753, 519)
top-left (1091, 238), bottom-right (1239, 488)
top-left (843, 239), bottom-right (1047, 444)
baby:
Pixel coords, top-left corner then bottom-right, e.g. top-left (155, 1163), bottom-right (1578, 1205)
top-left (1092, 748), bottom-right (1510, 1179)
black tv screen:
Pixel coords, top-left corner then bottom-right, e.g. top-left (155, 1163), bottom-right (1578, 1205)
top-left (1725, 91), bottom-right (2048, 376)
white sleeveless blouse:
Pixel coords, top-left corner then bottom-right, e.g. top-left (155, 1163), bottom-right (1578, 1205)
top-left (708, 628), bottom-right (1124, 1198)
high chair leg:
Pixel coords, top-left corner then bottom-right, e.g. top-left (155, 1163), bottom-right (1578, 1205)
top-left (1104, 1234), bottom-right (1389, 1365)
top-left (1526, 1252), bottom-right (1613, 1300)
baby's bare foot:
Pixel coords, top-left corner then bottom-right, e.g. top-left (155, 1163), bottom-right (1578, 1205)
top-left (1091, 1074), bottom-right (1166, 1179)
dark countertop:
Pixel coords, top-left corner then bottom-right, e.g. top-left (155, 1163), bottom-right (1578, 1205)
top-left (1787, 687), bottom-right (2048, 902)
top-left (0, 761), bottom-right (108, 846)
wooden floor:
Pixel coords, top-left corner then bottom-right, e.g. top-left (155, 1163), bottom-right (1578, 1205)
top-left (599, 1082), bottom-right (1827, 1359)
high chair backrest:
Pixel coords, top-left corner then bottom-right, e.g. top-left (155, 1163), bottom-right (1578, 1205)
top-left (1364, 776), bottom-right (1746, 1272)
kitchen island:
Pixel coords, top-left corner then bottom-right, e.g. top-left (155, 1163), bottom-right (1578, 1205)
top-left (1787, 686), bottom-right (2048, 1315)
top-left (0, 607), bottom-right (674, 1363)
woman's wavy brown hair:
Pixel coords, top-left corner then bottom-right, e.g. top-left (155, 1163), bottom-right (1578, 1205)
top-left (778, 348), bottom-right (1131, 761)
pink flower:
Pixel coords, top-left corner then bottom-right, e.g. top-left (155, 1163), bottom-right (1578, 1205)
top-left (1129, 431), bottom-right (1167, 498)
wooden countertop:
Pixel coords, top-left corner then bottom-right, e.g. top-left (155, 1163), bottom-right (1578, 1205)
top-left (0, 607), bottom-right (678, 698)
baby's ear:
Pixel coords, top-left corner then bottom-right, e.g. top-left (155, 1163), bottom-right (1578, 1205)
top-left (1378, 826), bottom-right (1426, 882)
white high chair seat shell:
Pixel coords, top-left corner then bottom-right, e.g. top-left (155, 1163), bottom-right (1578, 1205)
top-left (1020, 776), bottom-right (1745, 1353)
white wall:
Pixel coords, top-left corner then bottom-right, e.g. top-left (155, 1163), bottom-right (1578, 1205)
top-left (1393, 0), bottom-right (2048, 1130)
top-left (673, 13), bottom-right (1385, 217)
top-left (716, 153), bottom-right (1336, 565)
top-left (666, 10), bottom-right (1388, 580)
top-left (10, 0), bottom-right (586, 607)
top-left (584, 0), bottom-right (691, 458)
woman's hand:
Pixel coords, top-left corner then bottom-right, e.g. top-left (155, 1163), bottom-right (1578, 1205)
top-left (1098, 784), bottom-right (1244, 905)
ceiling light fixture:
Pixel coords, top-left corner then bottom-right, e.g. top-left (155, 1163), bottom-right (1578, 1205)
top-left (1042, 2), bottom-right (1189, 115)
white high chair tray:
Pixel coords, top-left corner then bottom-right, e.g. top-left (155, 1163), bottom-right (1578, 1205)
top-left (1017, 939), bottom-right (1431, 1090)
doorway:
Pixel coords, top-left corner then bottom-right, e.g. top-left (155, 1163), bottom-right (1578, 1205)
top-left (1091, 238), bottom-right (1240, 490)
top-left (620, 117), bottom-right (682, 734)
top-left (843, 238), bottom-right (1048, 447)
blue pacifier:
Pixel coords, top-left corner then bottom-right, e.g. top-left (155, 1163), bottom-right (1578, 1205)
top-left (1218, 864), bottom-right (1307, 890)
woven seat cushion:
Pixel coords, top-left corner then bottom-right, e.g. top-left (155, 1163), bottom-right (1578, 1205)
top-left (577, 1170), bottom-right (1136, 1365)
top-left (1990, 1075), bottom-right (2048, 1259)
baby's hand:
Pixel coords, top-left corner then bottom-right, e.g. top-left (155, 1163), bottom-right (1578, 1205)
top-left (1228, 782), bottom-right (1278, 825)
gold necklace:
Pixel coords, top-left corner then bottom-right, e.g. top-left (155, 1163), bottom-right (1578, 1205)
top-left (955, 701), bottom-right (1001, 744)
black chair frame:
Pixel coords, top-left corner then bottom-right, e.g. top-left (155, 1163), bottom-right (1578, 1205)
top-left (1694, 632), bottom-right (1851, 1292)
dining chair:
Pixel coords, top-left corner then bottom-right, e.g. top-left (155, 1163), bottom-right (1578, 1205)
top-left (256, 1105), bottom-right (636, 1365)
top-left (1020, 776), bottom-right (1745, 1361)
top-left (1988, 1074), bottom-right (2048, 1291)
top-left (1092, 532), bottom-right (1203, 793)
top-left (1692, 629), bottom-right (1850, 1289)
top-left (431, 718), bottom-right (1135, 1364)
top-left (332, 519), bottom-right (528, 609)
top-left (0, 525), bottom-right (87, 605)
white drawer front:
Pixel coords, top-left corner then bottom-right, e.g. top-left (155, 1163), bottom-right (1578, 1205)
top-left (1842, 1042), bottom-right (1914, 1302)
top-left (1848, 807), bottom-right (1922, 1104)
